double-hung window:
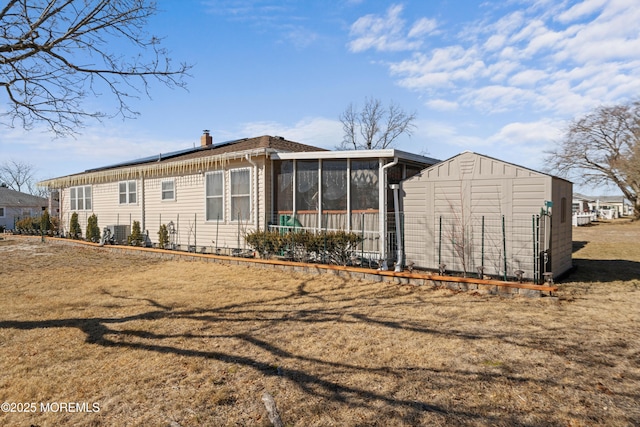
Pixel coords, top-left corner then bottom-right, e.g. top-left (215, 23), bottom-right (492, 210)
top-left (119, 181), bottom-right (137, 204)
top-left (0, 207), bottom-right (5, 218)
top-left (230, 168), bottom-right (251, 221)
top-left (70, 185), bottom-right (92, 210)
top-left (161, 180), bottom-right (175, 201)
top-left (206, 171), bottom-right (224, 221)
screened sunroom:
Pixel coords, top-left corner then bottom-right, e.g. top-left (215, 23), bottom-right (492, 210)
top-left (269, 150), bottom-right (438, 261)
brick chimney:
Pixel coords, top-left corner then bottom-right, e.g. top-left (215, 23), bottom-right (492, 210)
top-left (201, 129), bottom-right (213, 147)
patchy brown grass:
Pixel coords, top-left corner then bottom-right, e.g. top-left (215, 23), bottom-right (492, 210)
top-left (0, 220), bottom-right (639, 426)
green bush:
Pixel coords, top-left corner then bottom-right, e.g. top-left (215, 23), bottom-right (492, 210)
top-left (128, 220), bottom-right (143, 246)
top-left (40, 209), bottom-right (51, 235)
top-left (244, 229), bottom-right (285, 258)
top-left (322, 230), bottom-right (363, 265)
top-left (15, 216), bottom-right (41, 234)
top-left (86, 214), bottom-right (100, 243)
top-left (244, 228), bottom-right (363, 265)
top-left (157, 223), bottom-right (169, 249)
top-left (69, 212), bottom-right (82, 239)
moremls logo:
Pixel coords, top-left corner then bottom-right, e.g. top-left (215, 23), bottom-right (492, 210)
top-left (40, 402), bottom-right (100, 413)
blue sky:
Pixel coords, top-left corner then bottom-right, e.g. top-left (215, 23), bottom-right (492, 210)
top-left (2, 0), bottom-right (640, 195)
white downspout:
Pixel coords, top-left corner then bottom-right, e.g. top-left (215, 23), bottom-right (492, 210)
top-left (245, 154), bottom-right (259, 229)
top-left (390, 184), bottom-right (403, 272)
top-left (379, 157), bottom-right (398, 270)
top-left (140, 174), bottom-right (146, 237)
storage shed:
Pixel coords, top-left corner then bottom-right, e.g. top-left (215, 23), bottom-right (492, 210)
top-left (400, 151), bottom-right (573, 282)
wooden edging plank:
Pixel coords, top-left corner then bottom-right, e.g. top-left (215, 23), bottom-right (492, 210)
top-left (10, 235), bottom-right (559, 293)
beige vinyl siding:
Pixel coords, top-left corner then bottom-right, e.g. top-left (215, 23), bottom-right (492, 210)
top-left (60, 181), bottom-right (143, 238)
top-left (144, 173), bottom-right (205, 248)
top-left (401, 152), bottom-right (572, 280)
top-left (551, 177), bottom-right (573, 277)
top-left (142, 157), bottom-right (267, 250)
top-left (57, 156), bottom-right (269, 249)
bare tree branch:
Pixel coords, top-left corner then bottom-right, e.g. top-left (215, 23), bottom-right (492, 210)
top-left (0, 159), bottom-right (36, 193)
top-left (0, 0), bottom-right (191, 136)
top-left (544, 101), bottom-right (640, 219)
top-left (338, 97), bottom-right (416, 150)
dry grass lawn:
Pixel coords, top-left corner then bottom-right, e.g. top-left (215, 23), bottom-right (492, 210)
top-left (0, 219), bottom-right (639, 426)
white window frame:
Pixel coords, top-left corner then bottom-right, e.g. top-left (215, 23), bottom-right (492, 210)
top-left (161, 179), bottom-right (175, 201)
top-left (205, 171), bottom-right (224, 221)
top-left (0, 207), bottom-right (5, 218)
top-left (70, 185), bottom-right (92, 211)
top-left (119, 180), bottom-right (137, 205)
top-left (230, 167), bottom-right (252, 222)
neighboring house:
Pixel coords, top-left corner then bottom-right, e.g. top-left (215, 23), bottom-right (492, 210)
top-left (573, 193), bottom-right (630, 218)
top-left (572, 193), bottom-right (592, 214)
top-left (401, 151), bottom-right (573, 281)
top-left (590, 195), bottom-right (629, 219)
top-left (39, 133), bottom-right (438, 257)
top-left (0, 184), bottom-right (48, 230)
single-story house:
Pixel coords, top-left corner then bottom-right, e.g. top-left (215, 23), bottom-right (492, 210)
top-left (0, 184), bottom-right (49, 230)
top-left (400, 151), bottom-right (573, 282)
top-left (573, 193), bottom-right (631, 219)
top-left (572, 193), bottom-right (592, 214)
top-left (39, 132), bottom-right (438, 257)
top-left (39, 135), bottom-right (573, 283)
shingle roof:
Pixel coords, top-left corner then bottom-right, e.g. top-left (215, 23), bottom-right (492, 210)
top-left (0, 186), bottom-right (48, 207)
top-left (86, 135), bottom-right (326, 173)
top-left (39, 135), bottom-right (327, 188)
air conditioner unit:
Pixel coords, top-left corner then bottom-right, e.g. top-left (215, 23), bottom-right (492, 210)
top-left (106, 225), bottom-right (130, 245)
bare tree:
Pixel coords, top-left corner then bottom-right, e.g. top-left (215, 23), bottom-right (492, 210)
top-left (338, 98), bottom-right (416, 150)
top-left (545, 101), bottom-right (640, 220)
top-left (0, 159), bottom-right (35, 192)
top-left (0, 0), bottom-right (191, 136)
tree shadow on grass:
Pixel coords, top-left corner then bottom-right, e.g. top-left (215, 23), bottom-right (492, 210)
top-left (1, 283), bottom-right (638, 425)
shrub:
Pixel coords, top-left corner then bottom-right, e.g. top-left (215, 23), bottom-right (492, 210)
top-left (50, 216), bottom-right (60, 235)
top-left (244, 230), bottom-right (285, 259)
top-left (40, 209), bottom-right (51, 235)
top-left (244, 228), bottom-right (363, 265)
top-left (323, 230), bottom-right (363, 265)
top-left (86, 214), bottom-right (100, 243)
top-left (69, 212), bottom-right (82, 239)
top-left (128, 220), bottom-right (143, 246)
top-left (157, 224), bottom-right (169, 249)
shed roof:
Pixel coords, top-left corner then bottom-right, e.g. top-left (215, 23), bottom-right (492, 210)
top-left (403, 151), bottom-right (572, 184)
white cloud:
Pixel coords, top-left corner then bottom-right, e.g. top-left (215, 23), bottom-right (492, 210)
top-left (238, 117), bottom-right (342, 149)
top-left (362, 0), bottom-right (640, 120)
top-left (488, 119), bottom-right (563, 146)
top-left (348, 4), bottom-right (436, 53)
top-left (508, 69), bottom-right (547, 86)
top-left (390, 47), bottom-right (486, 89)
top-left (408, 17), bottom-right (438, 38)
top-left (557, 0), bottom-right (608, 23)
top-left (461, 85), bottom-right (541, 113)
top-left (0, 124), bottom-right (189, 180)
top-left (425, 99), bottom-right (458, 111)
